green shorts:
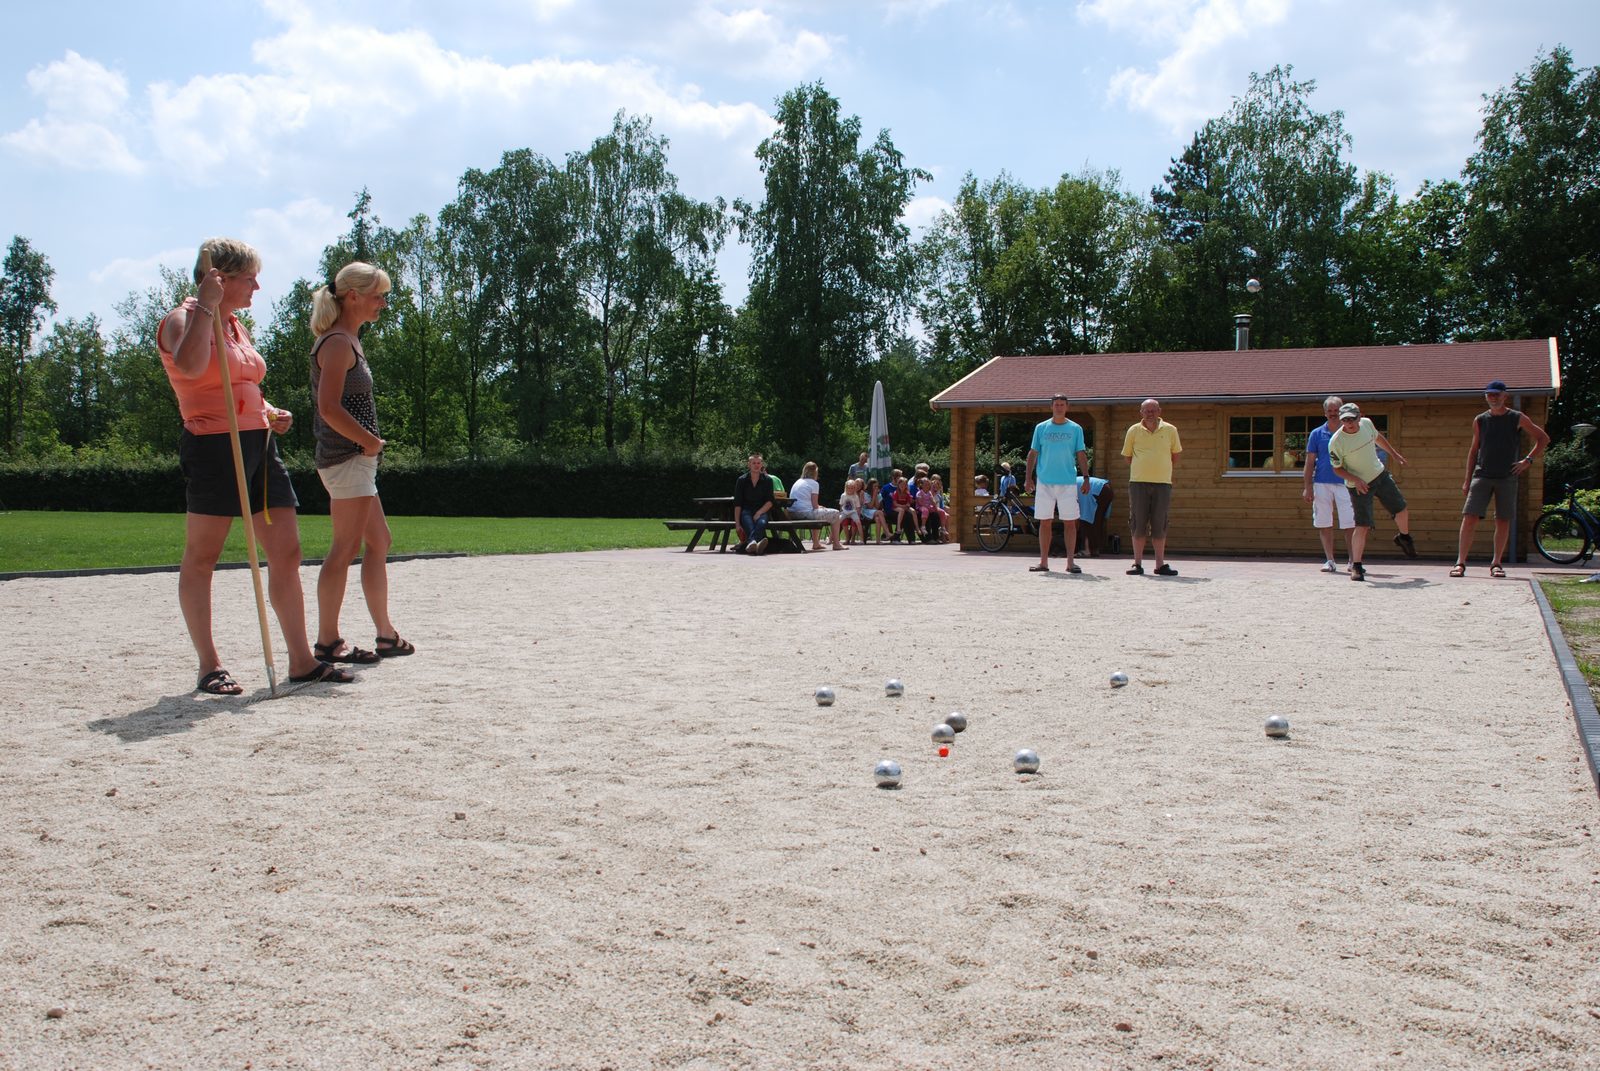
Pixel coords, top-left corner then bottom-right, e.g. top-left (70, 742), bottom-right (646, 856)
top-left (1351, 471), bottom-right (1406, 528)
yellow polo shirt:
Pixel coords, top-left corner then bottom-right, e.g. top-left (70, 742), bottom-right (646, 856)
top-left (1122, 420), bottom-right (1181, 484)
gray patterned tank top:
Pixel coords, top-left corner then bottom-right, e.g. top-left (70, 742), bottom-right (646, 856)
top-left (310, 330), bottom-right (379, 468)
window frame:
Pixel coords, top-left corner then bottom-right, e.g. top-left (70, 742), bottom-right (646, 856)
top-left (1221, 408), bottom-right (1394, 478)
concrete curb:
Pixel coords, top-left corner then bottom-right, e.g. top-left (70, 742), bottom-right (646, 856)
top-left (0, 552), bottom-right (467, 583)
top-left (1529, 577), bottom-right (1600, 798)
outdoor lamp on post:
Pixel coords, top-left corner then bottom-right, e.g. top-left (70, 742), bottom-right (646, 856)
top-left (1573, 423), bottom-right (1596, 441)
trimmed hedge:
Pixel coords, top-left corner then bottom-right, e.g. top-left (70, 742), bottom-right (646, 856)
top-left (0, 454), bottom-right (936, 518)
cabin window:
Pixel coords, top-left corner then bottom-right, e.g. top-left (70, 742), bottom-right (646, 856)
top-left (1224, 411), bottom-right (1391, 476)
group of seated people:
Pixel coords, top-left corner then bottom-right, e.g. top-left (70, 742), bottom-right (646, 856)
top-left (847, 463), bottom-right (951, 544)
top-left (735, 455), bottom-right (953, 554)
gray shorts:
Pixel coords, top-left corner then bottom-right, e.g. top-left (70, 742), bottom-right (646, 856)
top-left (1463, 475), bottom-right (1517, 518)
top-left (1128, 481), bottom-right (1172, 538)
top-left (1351, 471), bottom-right (1407, 528)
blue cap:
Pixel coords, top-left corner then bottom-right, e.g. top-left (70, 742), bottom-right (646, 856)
top-left (1485, 380), bottom-right (1508, 393)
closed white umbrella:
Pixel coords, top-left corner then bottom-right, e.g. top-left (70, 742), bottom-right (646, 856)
top-left (868, 380), bottom-right (892, 485)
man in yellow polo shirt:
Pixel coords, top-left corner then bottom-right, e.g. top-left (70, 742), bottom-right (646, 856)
top-left (1121, 398), bottom-right (1182, 576)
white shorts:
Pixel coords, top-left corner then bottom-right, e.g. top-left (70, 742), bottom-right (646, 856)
top-left (318, 455), bottom-right (379, 500)
top-left (1033, 482), bottom-right (1081, 522)
top-left (1311, 482), bottom-right (1354, 529)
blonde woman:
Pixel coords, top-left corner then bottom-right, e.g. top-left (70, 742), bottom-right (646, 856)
top-left (309, 262), bottom-right (414, 663)
top-left (157, 238), bottom-right (352, 692)
top-left (787, 461), bottom-right (848, 551)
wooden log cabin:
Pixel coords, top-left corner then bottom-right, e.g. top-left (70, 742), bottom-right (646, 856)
top-left (931, 338), bottom-right (1560, 561)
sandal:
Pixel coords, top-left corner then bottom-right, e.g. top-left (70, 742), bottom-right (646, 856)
top-left (374, 634), bottom-right (416, 658)
top-left (197, 669), bottom-right (243, 696)
top-left (1067, 564), bottom-right (1082, 574)
top-left (1029, 564), bottom-right (1050, 572)
top-left (287, 661), bottom-right (355, 685)
top-left (314, 638), bottom-right (380, 664)
top-left (1489, 564), bottom-right (1507, 578)
top-left (1448, 564), bottom-right (1467, 577)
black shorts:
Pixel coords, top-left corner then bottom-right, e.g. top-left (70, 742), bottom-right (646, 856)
top-left (180, 428), bottom-right (299, 516)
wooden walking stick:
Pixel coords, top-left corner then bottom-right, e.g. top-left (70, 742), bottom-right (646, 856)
top-left (199, 251), bottom-right (278, 696)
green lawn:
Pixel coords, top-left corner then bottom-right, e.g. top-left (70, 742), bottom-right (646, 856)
top-left (1539, 577), bottom-right (1600, 696)
top-left (0, 511), bottom-right (685, 573)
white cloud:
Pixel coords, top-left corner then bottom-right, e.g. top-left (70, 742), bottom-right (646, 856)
top-left (1079, 0), bottom-right (1292, 132)
top-left (903, 194), bottom-right (951, 232)
top-left (90, 248), bottom-right (192, 293)
top-left (2, 51), bottom-right (144, 173)
top-left (679, 5), bottom-right (835, 80)
top-left (884, 0), bottom-right (957, 24)
top-left (244, 198), bottom-right (351, 278)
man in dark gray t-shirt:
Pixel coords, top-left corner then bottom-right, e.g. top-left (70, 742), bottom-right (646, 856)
top-left (1452, 379), bottom-right (1550, 577)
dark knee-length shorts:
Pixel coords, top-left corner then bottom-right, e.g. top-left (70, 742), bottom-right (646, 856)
top-left (180, 429), bottom-right (299, 516)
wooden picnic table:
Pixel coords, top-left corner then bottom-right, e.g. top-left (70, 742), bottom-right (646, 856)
top-left (664, 495), bottom-right (825, 553)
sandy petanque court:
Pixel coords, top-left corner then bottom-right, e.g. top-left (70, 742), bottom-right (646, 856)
top-left (1, 546), bottom-right (1598, 1070)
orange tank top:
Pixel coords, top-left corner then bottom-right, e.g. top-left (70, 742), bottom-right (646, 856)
top-left (158, 299), bottom-right (271, 435)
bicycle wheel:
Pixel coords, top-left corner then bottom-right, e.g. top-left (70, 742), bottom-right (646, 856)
top-left (1534, 509), bottom-right (1590, 565)
top-left (974, 502), bottom-right (1012, 552)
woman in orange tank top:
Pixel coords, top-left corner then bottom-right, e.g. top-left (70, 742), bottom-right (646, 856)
top-left (157, 238), bottom-right (354, 694)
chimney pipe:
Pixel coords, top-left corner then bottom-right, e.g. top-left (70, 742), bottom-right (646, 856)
top-left (1234, 313), bottom-right (1252, 351)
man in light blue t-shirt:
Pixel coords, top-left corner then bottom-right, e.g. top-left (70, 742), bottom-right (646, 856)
top-left (1301, 395), bottom-right (1355, 573)
top-left (1025, 393), bottom-right (1090, 574)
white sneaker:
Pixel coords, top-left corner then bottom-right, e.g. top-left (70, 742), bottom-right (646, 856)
top-left (746, 540), bottom-right (762, 556)
top-left (1321, 560), bottom-right (1338, 573)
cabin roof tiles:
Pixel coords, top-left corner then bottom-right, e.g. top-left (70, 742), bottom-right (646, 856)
top-left (929, 338), bottom-right (1560, 408)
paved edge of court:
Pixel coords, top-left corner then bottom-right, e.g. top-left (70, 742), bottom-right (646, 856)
top-left (1529, 578), bottom-right (1600, 798)
top-left (0, 552), bottom-right (468, 583)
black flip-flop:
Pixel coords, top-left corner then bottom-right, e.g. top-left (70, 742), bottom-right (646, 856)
top-left (1154, 564), bottom-right (1179, 576)
top-left (288, 661), bottom-right (355, 685)
top-left (374, 634), bottom-right (416, 657)
top-left (314, 638), bottom-right (380, 664)
top-left (197, 669), bottom-right (243, 695)
top-left (1067, 564), bottom-right (1082, 574)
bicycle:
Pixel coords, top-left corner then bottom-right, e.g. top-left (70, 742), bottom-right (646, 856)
top-left (1533, 484), bottom-right (1600, 565)
top-left (973, 487), bottom-right (1039, 552)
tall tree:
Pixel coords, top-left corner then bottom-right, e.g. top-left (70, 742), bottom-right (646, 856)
top-left (106, 266), bottom-right (192, 454)
top-left (569, 111), bottom-right (724, 450)
top-left (917, 172), bottom-right (1039, 369)
top-left (34, 315), bottom-right (111, 449)
top-left (737, 82), bottom-right (928, 454)
top-left (1145, 67), bottom-right (1380, 350)
top-left (0, 236), bottom-right (58, 451)
top-left (1463, 46), bottom-right (1600, 433)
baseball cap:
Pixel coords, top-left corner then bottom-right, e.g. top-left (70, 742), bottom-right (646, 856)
top-left (1484, 380), bottom-right (1508, 393)
top-left (1338, 403), bottom-right (1361, 420)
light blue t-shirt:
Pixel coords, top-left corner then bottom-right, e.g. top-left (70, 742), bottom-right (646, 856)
top-left (1305, 423), bottom-right (1341, 484)
top-left (1031, 418), bottom-right (1086, 484)
top-left (1078, 476), bottom-right (1109, 524)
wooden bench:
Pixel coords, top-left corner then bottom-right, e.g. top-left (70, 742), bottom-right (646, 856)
top-left (662, 520), bottom-right (738, 552)
top-left (662, 517), bottom-right (830, 552)
top-left (765, 519), bottom-right (830, 551)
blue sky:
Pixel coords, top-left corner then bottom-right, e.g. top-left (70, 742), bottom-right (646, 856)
top-left (3, 0), bottom-right (1597, 331)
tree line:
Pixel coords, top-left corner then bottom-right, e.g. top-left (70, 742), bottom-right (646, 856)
top-left (2, 49), bottom-right (1598, 482)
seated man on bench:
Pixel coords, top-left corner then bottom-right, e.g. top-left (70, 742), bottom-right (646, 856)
top-left (734, 451), bottom-right (776, 555)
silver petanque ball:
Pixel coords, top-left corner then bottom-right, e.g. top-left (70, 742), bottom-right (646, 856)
top-left (885, 679), bottom-right (905, 698)
top-left (873, 759), bottom-right (903, 788)
top-left (1246, 277), bottom-right (1262, 293)
top-left (1264, 715), bottom-right (1290, 739)
top-left (1014, 748), bottom-right (1040, 774)
top-left (1110, 671), bottom-right (1129, 688)
top-left (932, 723), bottom-right (956, 746)
top-left (814, 686), bottom-right (835, 707)
top-left (945, 711), bottom-right (968, 733)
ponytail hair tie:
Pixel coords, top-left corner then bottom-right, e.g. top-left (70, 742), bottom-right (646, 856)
top-left (327, 277), bottom-right (339, 298)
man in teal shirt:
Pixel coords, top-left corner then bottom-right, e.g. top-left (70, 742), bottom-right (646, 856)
top-left (1025, 393), bottom-right (1091, 574)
